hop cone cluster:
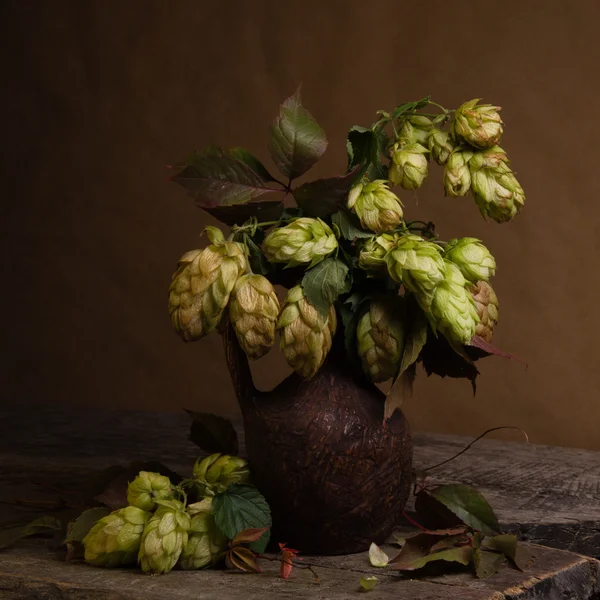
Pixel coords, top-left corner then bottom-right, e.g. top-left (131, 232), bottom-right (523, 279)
top-left (277, 285), bottom-right (337, 379)
top-left (453, 99), bottom-right (503, 149)
top-left (179, 499), bottom-right (227, 570)
top-left (138, 499), bottom-right (191, 574)
top-left (389, 141), bottom-right (429, 190)
top-left (430, 261), bottom-right (479, 345)
top-left (358, 233), bottom-right (399, 275)
top-left (428, 129), bottom-right (455, 165)
top-left (83, 506), bottom-right (150, 568)
top-left (192, 453), bottom-right (250, 496)
top-left (444, 237), bottom-right (496, 283)
top-left (127, 472), bottom-right (175, 512)
top-left (347, 180), bottom-right (403, 233)
top-left (262, 218), bottom-right (337, 267)
top-left (470, 280), bottom-right (499, 342)
top-left (229, 274), bottom-right (280, 360)
top-left (470, 148), bottom-right (525, 223)
top-left (385, 235), bottom-right (446, 310)
top-left (444, 149), bottom-right (474, 197)
top-left (356, 297), bottom-right (407, 382)
top-left (168, 227), bottom-right (247, 341)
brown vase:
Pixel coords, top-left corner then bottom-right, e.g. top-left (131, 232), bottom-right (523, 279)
top-left (223, 324), bottom-right (413, 555)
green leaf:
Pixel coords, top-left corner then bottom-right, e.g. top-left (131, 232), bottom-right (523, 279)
top-left (398, 297), bottom-right (428, 377)
top-left (229, 147), bottom-right (276, 182)
top-left (186, 410), bottom-right (239, 455)
top-left (384, 362), bottom-right (416, 422)
top-left (346, 126), bottom-right (387, 180)
top-left (205, 200), bottom-right (284, 227)
top-left (429, 485), bottom-right (501, 536)
top-left (301, 258), bottom-right (351, 318)
top-left (245, 236), bottom-right (272, 276)
top-left (360, 576), bottom-right (379, 591)
top-left (172, 146), bottom-right (279, 208)
top-left (64, 508), bottom-right (110, 545)
top-left (268, 87), bottom-right (327, 179)
top-left (391, 97), bottom-right (431, 120)
top-left (483, 534), bottom-right (532, 571)
top-left (213, 484), bottom-right (272, 553)
top-left (292, 167), bottom-right (362, 218)
top-left (368, 542), bottom-right (389, 567)
top-left (474, 548), bottom-right (506, 579)
top-left (331, 210), bottom-right (374, 240)
top-left (0, 516), bottom-right (62, 551)
top-left (391, 545), bottom-right (472, 571)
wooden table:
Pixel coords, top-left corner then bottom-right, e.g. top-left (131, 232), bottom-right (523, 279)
top-left (1, 404), bottom-right (600, 599)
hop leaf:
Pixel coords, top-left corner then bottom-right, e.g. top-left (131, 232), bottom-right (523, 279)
top-left (470, 281), bottom-right (499, 342)
top-left (453, 99), bottom-right (503, 149)
top-left (83, 507), bottom-right (150, 568)
top-left (277, 285), bottom-right (337, 379)
top-left (229, 274), bottom-right (280, 360)
top-left (127, 472), bottom-right (175, 512)
top-left (262, 218), bottom-right (337, 267)
top-left (192, 453), bottom-right (250, 496)
top-left (168, 231), bottom-right (247, 342)
top-left (444, 238), bottom-right (496, 283)
top-left (347, 180), bottom-right (403, 233)
top-left (389, 142), bottom-right (429, 190)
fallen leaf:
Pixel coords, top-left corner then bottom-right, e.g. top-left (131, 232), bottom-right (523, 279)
top-left (360, 575), bottom-right (379, 591)
top-left (483, 534), bottom-right (532, 571)
top-left (474, 548), bottom-right (506, 579)
top-left (279, 544), bottom-right (300, 579)
top-left (368, 542), bottom-right (389, 567)
top-left (392, 545), bottom-right (473, 571)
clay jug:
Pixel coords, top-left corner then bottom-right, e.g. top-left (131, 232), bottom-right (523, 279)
top-left (223, 324), bottom-right (413, 555)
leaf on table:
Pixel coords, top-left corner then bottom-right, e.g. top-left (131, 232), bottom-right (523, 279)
top-left (226, 546), bottom-right (261, 573)
top-left (186, 410), bottom-right (239, 455)
top-left (0, 516), bottom-right (62, 551)
top-left (172, 146), bottom-right (280, 208)
top-left (360, 575), bottom-right (379, 591)
top-left (414, 490), bottom-right (465, 531)
top-left (213, 484), bottom-right (272, 553)
top-left (483, 534), bottom-right (532, 571)
top-left (474, 547), bottom-right (506, 579)
top-left (301, 257), bottom-right (351, 318)
top-left (368, 542), bottom-right (390, 567)
top-left (391, 545), bottom-right (473, 571)
top-left (428, 485), bottom-right (501, 536)
top-left (279, 543), bottom-right (300, 579)
top-left (268, 86), bottom-right (327, 179)
top-left (292, 167), bottom-right (362, 218)
top-left (384, 362), bottom-right (416, 422)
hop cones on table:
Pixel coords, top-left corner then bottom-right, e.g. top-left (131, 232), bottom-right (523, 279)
top-left (347, 180), bottom-right (403, 233)
top-left (138, 499), bottom-right (191, 574)
top-left (470, 280), bottom-right (499, 342)
top-left (229, 274), bottom-right (280, 359)
top-left (277, 285), bottom-right (337, 379)
top-left (357, 296), bottom-right (407, 382)
top-left (192, 453), bottom-right (250, 496)
top-left (83, 506), bottom-right (150, 568)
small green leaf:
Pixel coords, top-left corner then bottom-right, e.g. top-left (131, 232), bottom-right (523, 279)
top-left (360, 576), bottom-right (379, 591)
top-left (293, 168), bottom-right (362, 218)
top-left (172, 146), bottom-right (279, 208)
top-left (301, 258), bottom-right (351, 318)
top-left (186, 410), bottom-right (239, 455)
top-left (213, 484), bottom-right (272, 553)
top-left (429, 485), bottom-right (501, 536)
top-left (331, 211), bottom-right (373, 240)
top-left (474, 548), bottom-right (506, 579)
top-left (268, 87), bottom-right (327, 179)
top-left (368, 542), bottom-right (389, 567)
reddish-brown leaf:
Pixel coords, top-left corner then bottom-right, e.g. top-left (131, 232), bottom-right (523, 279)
top-left (227, 547), bottom-right (261, 573)
top-left (232, 527), bottom-right (270, 546)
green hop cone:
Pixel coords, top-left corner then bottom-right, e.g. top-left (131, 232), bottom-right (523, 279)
top-left (83, 506), bottom-right (150, 568)
top-left (443, 148), bottom-right (474, 197)
top-left (470, 150), bottom-right (525, 223)
top-left (192, 453), bottom-right (250, 496)
top-left (138, 499), bottom-right (190, 574)
top-left (385, 235), bottom-right (446, 311)
top-left (356, 296), bottom-right (407, 382)
top-left (398, 115), bottom-right (433, 145)
top-left (444, 237), bottom-right (496, 283)
top-left (453, 99), bottom-right (503, 149)
top-left (262, 218), bottom-right (337, 268)
top-left (179, 499), bottom-right (227, 570)
top-left (358, 233), bottom-right (399, 276)
top-left (428, 129), bottom-right (455, 165)
top-left (229, 274), bottom-right (280, 360)
top-left (127, 471), bottom-right (175, 512)
top-left (470, 280), bottom-right (499, 342)
top-left (430, 261), bottom-right (479, 345)
top-left (168, 227), bottom-right (247, 341)
top-left (277, 285), bottom-right (337, 379)
top-left (389, 142), bottom-right (429, 190)
top-left (347, 180), bottom-right (403, 233)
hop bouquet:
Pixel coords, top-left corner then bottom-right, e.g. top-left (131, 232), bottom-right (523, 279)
top-left (169, 90), bottom-right (524, 403)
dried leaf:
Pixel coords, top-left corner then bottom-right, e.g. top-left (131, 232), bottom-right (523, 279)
top-left (428, 485), bottom-right (501, 536)
top-left (227, 546), bottom-right (261, 573)
top-left (392, 545), bottom-right (473, 571)
top-left (360, 576), bottom-right (379, 591)
top-left (186, 410), bottom-right (239, 455)
top-left (469, 336), bottom-right (528, 367)
top-left (474, 548), bottom-right (506, 579)
top-left (279, 544), bottom-right (300, 579)
top-left (384, 363), bottom-right (416, 422)
top-left (368, 542), bottom-right (389, 567)
top-left (483, 534), bottom-right (532, 571)
top-left (389, 529), bottom-right (465, 569)
top-left (232, 527), bottom-right (270, 546)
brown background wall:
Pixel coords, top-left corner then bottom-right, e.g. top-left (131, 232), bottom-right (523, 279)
top-left (2, 0), bottom-right (600, 449)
